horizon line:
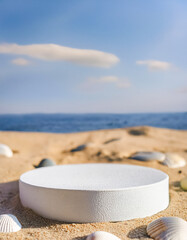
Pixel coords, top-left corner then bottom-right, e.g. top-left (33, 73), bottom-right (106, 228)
top-left (0, 111), bottom-right (186, 115)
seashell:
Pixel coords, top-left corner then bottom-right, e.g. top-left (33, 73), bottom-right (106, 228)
top-left (147, 217), bottom-right (187, 240)
top-left (180, 177), bottom-right (187, 191)
top-left (162, 153), bottom-right (186, 168)
top-left (0, 214), bottom-right (22, 232)
top-left (130, 151), bottom-right (165, 162)
top-left (0, 144), bottom-right (13, 158)
top-left (86, 231), bottom-right (121, 240)
top-left (34, 158), bottom-right (56, 168)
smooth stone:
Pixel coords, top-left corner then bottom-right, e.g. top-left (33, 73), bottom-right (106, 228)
top-left (71, 144), bottom-right (87, 152)
top-left (34, 158), bottom-right (56, 168)
top-left (180, 177), bottom-right (187, 191)
top-left (70, 143), bottom-right (95, 152)
top-left (130, 151), bottom-right (165, 162)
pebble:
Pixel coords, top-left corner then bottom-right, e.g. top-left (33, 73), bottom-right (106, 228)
top-left (180, 177), bottom-right (187, 191)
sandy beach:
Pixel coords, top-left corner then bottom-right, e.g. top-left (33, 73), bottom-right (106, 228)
top-left (0, 126), bottom-right (187, 240)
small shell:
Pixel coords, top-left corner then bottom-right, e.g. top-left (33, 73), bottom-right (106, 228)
top-left (130, 151), bottom-right (165, 162)
top-left (0, 144), bottom-right (13, 158)
top-left (0, 214), bottom-right (22, 233)
top-left (147, 217), bottom-right (187, 240)
top-left (180, 177), bottom-right (187, 191)
top-left (86, 231), bottom-right (121, 240)
top-left (34, 158), bottom-right (56, 168)
top-left (162, 153), bottom-right (186, 168)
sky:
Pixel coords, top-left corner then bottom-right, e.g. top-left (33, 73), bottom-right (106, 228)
top-left (0, 0), bottom-right (187, 113)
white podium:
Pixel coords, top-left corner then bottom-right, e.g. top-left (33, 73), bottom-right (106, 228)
top-left (19, 164), bottom-right (169, 223)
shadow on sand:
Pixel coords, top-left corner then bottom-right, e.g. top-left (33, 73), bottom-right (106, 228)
top-left (103, 138), bottom-right (120, 144)
top-left (127, 225), bottom-right (148, 239)
top-left (0, 180), bottom-right (69, 229)
top-left (72, 237), bottom-right (87, 240)
top-left (170, 181), bottom-right (183, 192)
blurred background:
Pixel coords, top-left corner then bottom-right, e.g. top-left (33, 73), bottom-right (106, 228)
top-left (0, 0), bottom-right (187, 132)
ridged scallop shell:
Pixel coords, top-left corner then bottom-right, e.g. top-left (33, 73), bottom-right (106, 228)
top-left (0, 214), bottom-right (22, 232)
top-left (147, 217), bottom-right (187, 240)
top-left (86, 231), bottom-right (121, 240)
top-left (130, 151), bottom-right (165, 162)
top-left (162, 153), bottom-right (186, 168)
top-left (34, 158), bottom-right (56, 168)
top-left (0, 144), bottom-right (13, 158)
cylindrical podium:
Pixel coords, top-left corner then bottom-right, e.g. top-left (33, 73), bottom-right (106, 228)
top-left (19, 164), bottom-right (169, 223)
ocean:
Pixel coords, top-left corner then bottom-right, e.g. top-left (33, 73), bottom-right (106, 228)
top-left (0, 112), bottom-right (186, 133)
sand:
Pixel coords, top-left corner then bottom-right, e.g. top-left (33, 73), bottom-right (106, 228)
top-left (0, 126), bottom-right (187, 239)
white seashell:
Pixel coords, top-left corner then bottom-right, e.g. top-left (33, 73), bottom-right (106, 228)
top-left (180, 177), bottom-right (187, 191)
top-left (0, 214), bottom-right (22, 232)
top-left (162, 153), bottom-right (186, 168)
top-left (147, 217), bottom-right (187, 240)
top-left (130, 151), bottom-right (165, 162)
top-left (86, 231), bottom-right (121, 240)
top-left (0, 144), bottom-right (13, 158)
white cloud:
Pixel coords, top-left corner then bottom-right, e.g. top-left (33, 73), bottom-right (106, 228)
top-left (11, 58), bottom-right (31, 66)
top-left (83, 75), bottom-right (131, 90)
top-left (0, 43), bottom-right (119, 68)
top-left (96, 76), bottom-right (119, 83)
top-left (136, 60), bottom-right (172, 71)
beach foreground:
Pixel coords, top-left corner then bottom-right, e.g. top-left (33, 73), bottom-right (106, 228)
top-left (0, 126), bottom-right (187, 239)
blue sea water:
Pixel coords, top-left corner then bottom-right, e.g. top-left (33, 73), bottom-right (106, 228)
top-left (0, 112), bottom-right (186, 133)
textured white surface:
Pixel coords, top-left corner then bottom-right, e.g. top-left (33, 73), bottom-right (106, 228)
top-left (19, 164), bottom-right (169, 223)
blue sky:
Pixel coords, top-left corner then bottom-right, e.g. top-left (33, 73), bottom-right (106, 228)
top-left (0, 0), bottom-right (187, 113)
